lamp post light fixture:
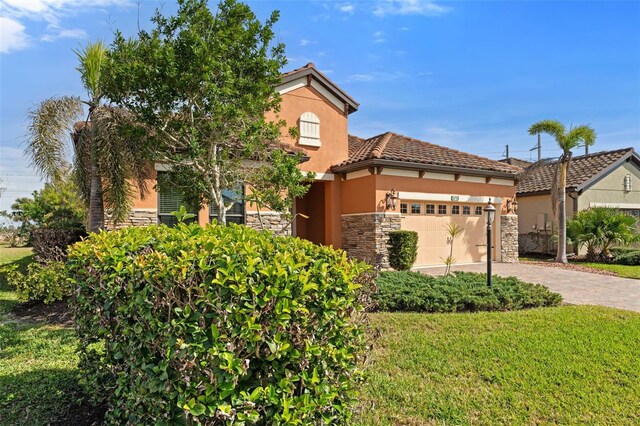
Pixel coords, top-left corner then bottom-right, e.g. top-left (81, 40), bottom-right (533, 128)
top-left (386, 188), bottom-right (399, 211)
top-left (483, 199), bottom-right (497, 287)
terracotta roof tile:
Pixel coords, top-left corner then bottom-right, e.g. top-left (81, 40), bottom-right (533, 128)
top-left (499, 157), bottom-right (533, 171)
top-left (341, 132), bottom-right (521, 175)
top-left (517, 148), bottom-right (634, 194)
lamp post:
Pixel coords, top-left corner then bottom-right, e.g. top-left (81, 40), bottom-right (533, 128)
top-left (483, 199), bottom-right (496, 287)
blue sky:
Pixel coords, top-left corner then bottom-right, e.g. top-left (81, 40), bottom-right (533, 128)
top-left (1, 0), bottom-right (639, 213)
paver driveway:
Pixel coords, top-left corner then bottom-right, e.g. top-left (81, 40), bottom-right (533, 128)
top-left (418, 262), bottom-right (640, 313)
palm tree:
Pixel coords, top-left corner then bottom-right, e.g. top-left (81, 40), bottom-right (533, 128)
top-left (25, 41), bottom-right (150, 232)
top-left (528, 120), bottom-right (596, 263)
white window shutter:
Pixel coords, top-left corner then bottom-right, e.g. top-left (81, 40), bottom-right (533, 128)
top-left (299, 112), bottom-right (321, 147)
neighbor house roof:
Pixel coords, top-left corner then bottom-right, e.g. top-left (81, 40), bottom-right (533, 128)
top-left (517, 147), bottom-right (637, 195)
top-left (280, 63), bottom-right (359, 114)
top-left (499, 157), bottom-right (533, 170)
top-left (332, 132), bottom-right (521, 177)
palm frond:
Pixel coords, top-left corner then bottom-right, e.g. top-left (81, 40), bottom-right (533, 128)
top-left (75, 41), bottom-right (107, 103)
top-left (528, 119), bottom-right (565, 140)
top-left (25, 96), bottom-right (83, 182)
top-left (72, 127), bottom-right (92, 205)
top-left (566, 125), bottom-right (596, 148)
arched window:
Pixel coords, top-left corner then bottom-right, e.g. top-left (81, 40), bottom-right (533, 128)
top-left (299, 112), bottom-right (320, 147)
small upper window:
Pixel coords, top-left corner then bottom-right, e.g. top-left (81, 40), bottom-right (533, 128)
top-left (475, 206), bottom-right (483, 215)
top-left (299, 112), bottom-right (320, 147)
top-left (438, 205), bottom-right (447, 215)
top-left (411, 203), bottom-right (421, 214)
top-left (400, 203), bottom-right (408, 214)
top-left (425, 204), bottom-right (435, 214)
top-left (452, 205), bottom-right (460, 215)
top-left (463, 206), bottom-right (471, 215)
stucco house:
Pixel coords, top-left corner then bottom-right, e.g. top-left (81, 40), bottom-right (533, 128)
top-left (121, 63), bottom-right (521, 267)
top-left (514, 148), bottom-right (640, 253)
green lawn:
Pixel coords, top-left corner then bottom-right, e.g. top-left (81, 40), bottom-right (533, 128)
top-left (577, 262), bottom-right (640, 279)
top-left (356, 308), bottom-right (640, 425)
top-left (0, 246), bottom-right (80, 425)
top-left (2, 247), bottom-right (639, 425)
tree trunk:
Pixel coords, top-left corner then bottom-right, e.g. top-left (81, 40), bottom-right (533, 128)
top-left (88, 128), bottom-right (104, 232)
top-left (556, 160), bottom-right (568, 263)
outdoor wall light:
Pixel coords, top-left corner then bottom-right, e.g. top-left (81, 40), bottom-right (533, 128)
top-left (386, 188), bottom-right (399, 211)
top-left (624, 174), bottom-right (632, 192)
top-left (483, 199), bottom-right (497, 288)
top-left (512, 199), bottom-right (518, 213)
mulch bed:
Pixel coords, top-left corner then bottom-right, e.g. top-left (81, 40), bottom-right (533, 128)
top-left (12, 299), bottom-right (73, 326)
top-left (520, 260), bottom-right (619, 277)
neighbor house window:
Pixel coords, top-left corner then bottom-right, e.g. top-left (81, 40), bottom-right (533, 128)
top-left (210, 187), bottom-right (245, 225)
top-left (452, 205), bottom-right (460, 215)
top-left (157, 173), bottom-right (198, 227)
top-left (400, 203), bottom-right (408, 214)
top-left (475, 206), bottom-right (483, 215)
top-left (298, 112), bottom-right (320, 147)
top-left (463, 206), bottom-right (471, 215)
top-left (425, 204), bottom-right (435, 214)
top-left (411, 203), bottom-right (421, 214)
top-left (438, 205), bottom-right (447, 215)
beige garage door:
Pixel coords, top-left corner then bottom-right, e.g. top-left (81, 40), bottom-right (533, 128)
top-left (400, 201), bottom-right (494, 267)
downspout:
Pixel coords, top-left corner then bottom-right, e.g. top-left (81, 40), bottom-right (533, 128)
top-left (567, 190), bottom-right (579, 255)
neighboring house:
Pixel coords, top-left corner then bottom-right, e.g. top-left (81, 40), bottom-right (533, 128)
top-left (515, 148), bottom-right (640, 254)
top-left (121, 63), bottom-right (521, 267)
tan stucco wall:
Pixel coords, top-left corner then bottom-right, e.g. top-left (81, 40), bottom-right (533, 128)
top-left (265, 85), bottom-right (348, 174)
top-left (516, 193), bottom-right (577, 234)
top-left (577, 161), bottom-right (640, 209)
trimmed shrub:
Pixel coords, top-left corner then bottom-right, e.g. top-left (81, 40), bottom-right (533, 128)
top-left (610, 246), bottom-right (639, 257)
top-left (388, 230), bottom-right (418, 271)
top-left (68, 223), bottom-right (372, 425)
top-left (31, 228), bottom-right (86, 263)
top-left (4, 261), bottom-right (70, 303)
top-left (374, 271), bottom-right (562, 313)
top-left (615, 250), bottom-right (640, 266)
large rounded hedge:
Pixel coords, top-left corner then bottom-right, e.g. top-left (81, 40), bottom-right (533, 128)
top-left (68, 223), bottom-right (372, 425)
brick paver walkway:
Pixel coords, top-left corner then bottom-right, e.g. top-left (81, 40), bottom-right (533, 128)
top-left (417, 262), bottom-right (640, 313)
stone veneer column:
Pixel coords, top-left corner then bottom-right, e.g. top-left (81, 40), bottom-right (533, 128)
top-left (245, 212), bottom-right (291, 236)
top-left (500, 214), bottom-right (519, 263)
top-left (341, 213), bottom-right (401, 268)
top-left (105, 209), bottom-right (158, 230)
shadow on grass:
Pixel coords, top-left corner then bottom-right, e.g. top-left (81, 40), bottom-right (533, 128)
top-left (0, 368), bottom-right (105, 426)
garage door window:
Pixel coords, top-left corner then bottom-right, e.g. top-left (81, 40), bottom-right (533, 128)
top-left (463, 206), bottom-right (471, 215)
top-left (425, 204), bottom-right (435, 214)
top-left (475, 206), bottom-right (483, 215)
top-left (452, 205), bottom-right (460, 215)
top-left (411, 203), bottom-right (421, 214)
top-left (438, 205), bottom-right (447, 215)
top-left (400, 203), bottom-right (408, 214)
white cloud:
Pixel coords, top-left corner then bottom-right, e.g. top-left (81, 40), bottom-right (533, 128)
top-left (299, 38), bottom-right (314, 47)
top-left (347, 71), bottom-right (405, 83)
top-left (0, 0), bottom-right (131, 53)
top-left (0, 17), bottom-right (30, 53)
top-left (399, 27), bottom-right (410, 31)
top-left (373, 0), bottom-right (452, 17)
top-left (373, 30), bottom-right (386, 43)
top-left (337, 3), bottom-right (355, 14)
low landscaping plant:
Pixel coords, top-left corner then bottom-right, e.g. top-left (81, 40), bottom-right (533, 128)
top-left (387, 230), bottom-right (418, 271)
top-left (374, 271), bottom-right (562, 313)
top-left (68, 223), bottom-right (373, 425)
top-left (615, 250), bottom-right (640, 266)
top-left (2, 260), bottom-right (70, 304)
top-left (31, 227), bottom-right (86, 263)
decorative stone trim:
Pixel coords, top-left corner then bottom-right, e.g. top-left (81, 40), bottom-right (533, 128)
top-left (105, 209), bottom-right (158, 230)
top-left (500, 214), bottom-right (519, 263)
top-left (341, 212), bottom-right (401, 268)
top-left (245, 211), bottom-right (291, 236)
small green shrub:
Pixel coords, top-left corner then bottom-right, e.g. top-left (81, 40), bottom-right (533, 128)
top-left (388, 230), bottom-right (418, 271)
top-left (615, 250), bottom-right (640, 266)
top-left (610, 246), bottom-right (639, 257)
top-left (31, 227), bottom-right (86, 262)
top-left (374, 271), bottom-right (562, 313)
top-left (3, 261), bottom-right (70, 303)
top-left (68, 223), bottom-right (372, 425)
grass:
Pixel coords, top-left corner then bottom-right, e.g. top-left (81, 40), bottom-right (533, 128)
top-left (2, 246), bottom-right (639, 425)
top-left (577, 262), bottom-right (640, 279)
top-left (356, 307), bottom-right (640, 425)
top-left (0, 245), bottom-right (80, 426)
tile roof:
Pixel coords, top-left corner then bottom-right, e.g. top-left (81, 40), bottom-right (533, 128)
top-left (339, 132), bottom-right (521, 175)
top-left (499, 157), bottom-right (533, 170)
top-left (517, 147), bottom-right (635, 194)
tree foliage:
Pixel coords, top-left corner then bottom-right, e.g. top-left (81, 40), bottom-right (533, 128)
top-left (102, 0), bottom-right (303, 224)
top-left (568, 207), bottom-right (639, 260)
top-left (528, 119), bottom-right (596, 263)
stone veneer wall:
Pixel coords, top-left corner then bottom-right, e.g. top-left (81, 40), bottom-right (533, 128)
top-left (341, 213), bottom-right (401, 268)
top-left (104, 209), bottom-right (158, 230)
top-left (245, 212), bottom-right (291, 236)
top-left (500, 214), bottom-right (519, 263)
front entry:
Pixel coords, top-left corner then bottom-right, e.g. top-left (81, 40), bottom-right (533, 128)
top-left (294, 181), bottom-right (327, 245)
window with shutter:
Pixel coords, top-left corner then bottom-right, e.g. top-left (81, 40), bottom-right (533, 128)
top-left (298, 112), bottom-right (320, 147)
top-left (157, 173), bottom-right (198, 226)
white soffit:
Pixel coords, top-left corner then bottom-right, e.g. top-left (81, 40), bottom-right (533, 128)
top-left (314, 172), bottom-right (335, 181)
top-left (380, 168), bottom-right (420, 178)
top-left (276, 78), bottom-right (306, 95)
top-left (422, 171), bottom-right (455, 181)
top-left (399, 192), bottom-right (502, 204)
top-left (310, 80), bottom-right (344, 111)
top-left (458, 175), bottom-right (485, 184)
top-left (346, 169), bottom-right (372, 180)
top-left (492, 178), bottom-right (515, 186)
